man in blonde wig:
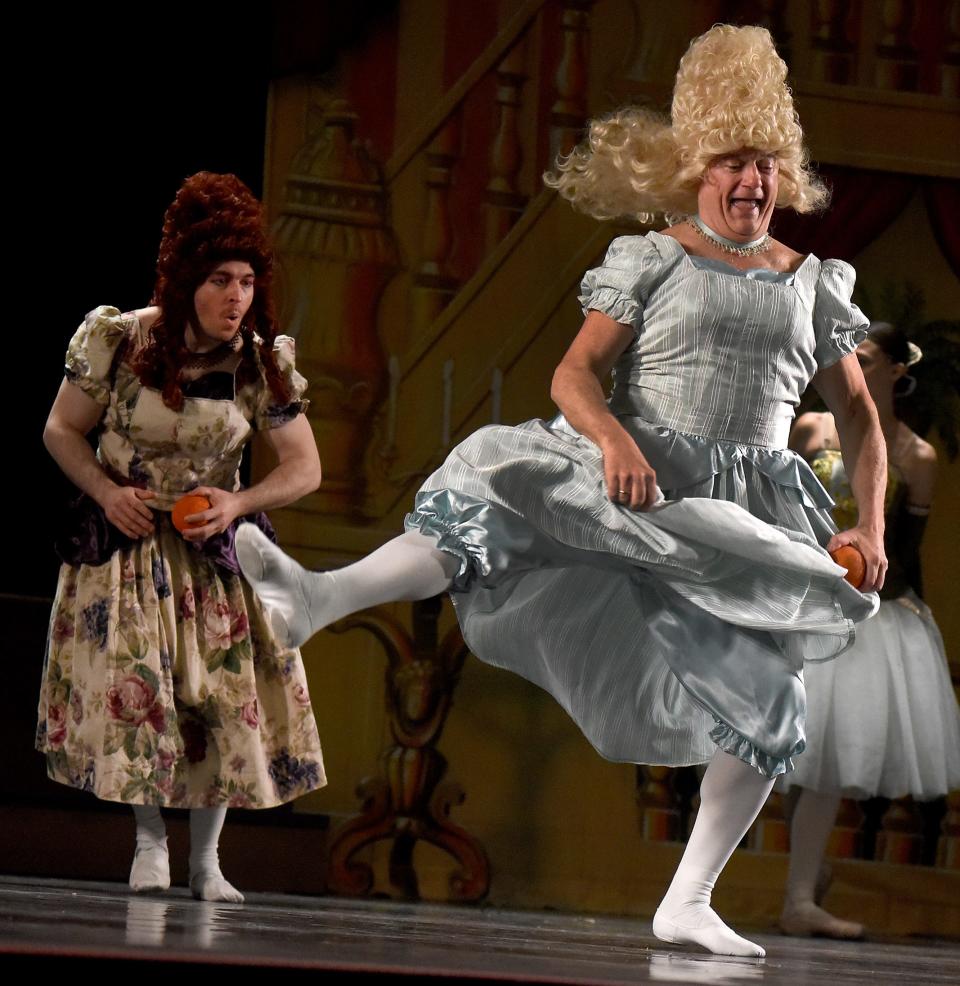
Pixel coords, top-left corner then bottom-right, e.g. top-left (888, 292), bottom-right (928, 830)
top-left (238, 25), bottom-right (886, 957)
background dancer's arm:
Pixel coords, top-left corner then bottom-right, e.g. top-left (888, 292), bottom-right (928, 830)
top-left (551, 310), bottom-right (657, 510)
top-left (44, 379), bottom-right (156, 538)
top-left (186, 414), bottom-right (322, 542)
top-left (897, 437), bottom-right (937, 597)
top-left (813, 354), bottom-right (888, 591)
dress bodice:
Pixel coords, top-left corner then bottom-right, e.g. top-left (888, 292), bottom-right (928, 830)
top-left (64, 306), bottom-right (308, 510)
top-left (580, 232), bottom-right (869, 448)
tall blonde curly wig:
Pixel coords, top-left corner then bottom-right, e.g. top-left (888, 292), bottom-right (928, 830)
top-left (545, 24), bottom-right (828, 222)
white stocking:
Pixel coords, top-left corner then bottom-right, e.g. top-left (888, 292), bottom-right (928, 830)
top-left (130, 805), bottom-right (170, 892)
top-left (780, 787), bottom-right (863, 938)
top-left (236, 526), bottom-right (458, 649)
top-left (189, 807), bottom-right (243, 903)
top-left (653, 749), bottom-right (772, 957)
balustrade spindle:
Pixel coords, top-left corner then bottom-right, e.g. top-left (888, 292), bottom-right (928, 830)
top-left (810, 0), bottom-right (855, 84)
top-left (549, 0), bottom-right (593, 162)
top-left (486, 38), bottom-right (530, 253)
top-left (413, 114), bottom-right (462, 333)
top-left (875, 0), bottom-right (920, 91)
top-left (636, 766), bottom-right (682, 842)
top-left (876, 796), bottom-right (924, 865)
top-left (941, 0), bottom-right (960, 97)
top-left (827, 797), bottom-right (865, 859)
top-left (936, 788), bottom-right (960, 869)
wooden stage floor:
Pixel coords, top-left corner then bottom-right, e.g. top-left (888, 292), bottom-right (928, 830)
top-left (1, 876), bottom-right (957, 984)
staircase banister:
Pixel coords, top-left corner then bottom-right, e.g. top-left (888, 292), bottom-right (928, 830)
top-left (384, 0), bottom-right (549, 184)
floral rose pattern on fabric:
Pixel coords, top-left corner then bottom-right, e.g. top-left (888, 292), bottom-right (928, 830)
top-left (37, 307), bottom-right (324, 808)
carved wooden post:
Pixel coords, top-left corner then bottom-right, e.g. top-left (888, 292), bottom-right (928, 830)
top-left (485, 37), bottom-right (529, 253)
top-left (271, 98), bottom-right (398, 515)
top-left (942, 0), bottom-right (960, 97)
top-left (876, 796), bottom-right (924, 865)
top-left (827, 797), bottom-right (864, 858)
top-left (936, 788), bottom-right (960, 869)
top-left (636, 766), bottom-right (681, 842)
top-left (750, 790), bottom-right (789, 853)
top-left (810, 0), bottom-right (855, 84)
top-left (875, 0), bottom-right (919, 90)
top-left (549, 0), bottom-right (593, 162)
top-left (325, 597), bottom-right (490, 902)
top-left (757, 0), bottom-right (793, 65)
top-left (412, 114), bottom-right (462, 333)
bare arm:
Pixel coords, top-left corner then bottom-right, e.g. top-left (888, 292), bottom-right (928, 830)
top-left (550, 310), bottom-right (658, 510)
top-left (812, 353), bottom-right (888, 591)
top-left (185, 414), bottom-right (322, 542)
top-left (896, 438), bottom-right (937, 597)
top-left (43, 378), bottom-right (156, 537)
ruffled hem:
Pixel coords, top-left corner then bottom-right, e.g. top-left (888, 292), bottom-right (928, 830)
top-left (40, 753), bottom-right (326, 810)
top-left (403, 416), bottom-right (877, 779)
top-left (405, 508), bottom-right (476, 592)
top-left (709, 719), bottom-right (799, 778)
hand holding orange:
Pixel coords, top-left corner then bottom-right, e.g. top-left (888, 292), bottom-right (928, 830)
top-left (830, 544), bottom-right (866, 590)
top-left (172, 494), bottom-right (211, 533)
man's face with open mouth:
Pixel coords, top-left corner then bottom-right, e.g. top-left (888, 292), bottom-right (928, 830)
top-left (698, 150), bottom-right (779, 242)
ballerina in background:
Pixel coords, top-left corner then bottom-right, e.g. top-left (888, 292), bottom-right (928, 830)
top-left (780, 322), bottom-right (960, 938)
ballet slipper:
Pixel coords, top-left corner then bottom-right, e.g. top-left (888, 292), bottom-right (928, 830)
top-left (129, 844), bottom-right (171, 893)
top-left (190, 870), bottom-right (245, 904)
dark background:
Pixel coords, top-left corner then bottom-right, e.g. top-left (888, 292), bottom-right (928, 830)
top-left (12, 1), bottom-right (395, 599)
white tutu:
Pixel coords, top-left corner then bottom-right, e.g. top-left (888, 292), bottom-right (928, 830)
top-left (783, 591), bottom-right (960, 799)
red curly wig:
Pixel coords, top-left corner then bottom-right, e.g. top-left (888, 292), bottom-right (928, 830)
top-left (134, 171), bottom-right (292, 411)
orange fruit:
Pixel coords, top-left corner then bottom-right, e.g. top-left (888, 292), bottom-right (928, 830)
top-left (830, 544), bottom-right (866, 589)
top-left (172, 494), bottom-right (211, 533)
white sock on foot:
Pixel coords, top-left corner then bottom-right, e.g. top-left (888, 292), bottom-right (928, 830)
top-left (130, 805), bottom-right (170, 893)
top-left (236, 526), bottom-right (458, 648)
top-left (653, 864), bottom-right (765, 956)
top-left (653, 750), bottom-right (772, 958)
top-left (189, 808), bottom-right (243, 903)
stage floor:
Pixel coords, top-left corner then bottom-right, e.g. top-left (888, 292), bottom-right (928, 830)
top-left (1, 876), bottom-right (957, 984)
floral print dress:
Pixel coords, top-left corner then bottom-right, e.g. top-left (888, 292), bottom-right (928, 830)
top-left (36, 306), bottom-right (325, 808)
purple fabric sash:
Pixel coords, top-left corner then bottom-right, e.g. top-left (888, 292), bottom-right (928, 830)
top-left (54, 492), bottom-right (277, 577)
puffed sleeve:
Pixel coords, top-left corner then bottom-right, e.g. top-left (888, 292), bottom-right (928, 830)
top-left (64, 305), bottom-right (131, 406)
top-left (578, 234), bottom-right (671, 334)
top-left (254, 335), bottom-right (310, 430)
top-left (812, 260), bottom-right (870, 370)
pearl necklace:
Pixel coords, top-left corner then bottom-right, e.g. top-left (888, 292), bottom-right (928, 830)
top-left (689, 214), bottom-right (770, 257)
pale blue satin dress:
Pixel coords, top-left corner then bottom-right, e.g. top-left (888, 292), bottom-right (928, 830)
top-left (405, 231), bottom-right (878, 777)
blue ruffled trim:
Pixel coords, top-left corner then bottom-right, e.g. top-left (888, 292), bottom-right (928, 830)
top-left (709, 718), bottom-right (801, 778)
top-left (811, 259), bottom-right (871, 370)
top-left (578, 285), bottom-right (641, 330)
top-left (404, 500), bottom-right (480, 592)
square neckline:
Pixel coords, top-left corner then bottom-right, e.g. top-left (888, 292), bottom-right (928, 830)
top-left (649, 229), bottom-right (816, 281)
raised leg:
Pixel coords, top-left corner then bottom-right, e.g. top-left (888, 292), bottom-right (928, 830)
top-left (236, 526), bottom-right (459, 648)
